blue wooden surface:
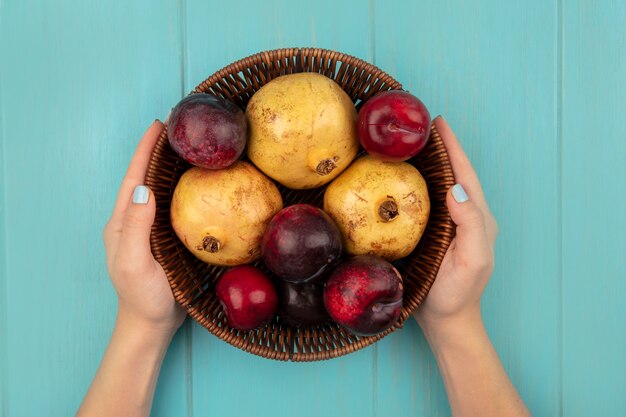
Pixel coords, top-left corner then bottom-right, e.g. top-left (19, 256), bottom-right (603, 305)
top-left (0, 1), bottom-right (625, 416)
top-left (562, 1), bottom-right (626, 416)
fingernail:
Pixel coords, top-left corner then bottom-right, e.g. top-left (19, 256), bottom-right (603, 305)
top-left (132, 185), bottom-right (149, 204)
top-left (451, 184), bottom-right (468, 203)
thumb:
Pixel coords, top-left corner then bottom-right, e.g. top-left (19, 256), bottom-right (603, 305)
top-left (118, 185), bottom-right (156, 265)
top-left (446, 184), bottom-right (490, 268)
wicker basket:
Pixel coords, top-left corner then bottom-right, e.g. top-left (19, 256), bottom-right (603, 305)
top-left (145, 48), bottom-right (455, 361)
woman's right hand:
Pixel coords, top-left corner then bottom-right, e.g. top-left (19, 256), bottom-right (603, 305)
top-left (103, 120), bottom-right (186, 335)
top-left (414, 116), bottom-right (499, 331)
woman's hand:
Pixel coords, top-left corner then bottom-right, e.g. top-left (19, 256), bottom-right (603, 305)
top-left (413, 117), bottom-right (529, 417)
top-left (78, 121), bottom-right (186, 417)
top-left (103, 120), bottom-right (185, 335)
top-left (414, 116), bottom-right (498, 331)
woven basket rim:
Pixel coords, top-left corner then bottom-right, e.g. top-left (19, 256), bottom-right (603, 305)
top-left (146, 47), bottom-right (455, 362)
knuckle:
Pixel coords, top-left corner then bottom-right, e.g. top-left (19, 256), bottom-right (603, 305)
top-left (475, 251), bottom-right (495, 274)
top-left (466, 208), bottom-right (486, 227)
top-left (456, 254), bottom-right (474, 270)
top-left (115, 260), bottom-right (141, 279)
top-left (460, 250), bottom-right (495, 275)
top-left (123, 213), bottom-right (144, 229)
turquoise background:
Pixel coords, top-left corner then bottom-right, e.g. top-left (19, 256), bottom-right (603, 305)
top-left (1, 0), bottom-right (625, 416)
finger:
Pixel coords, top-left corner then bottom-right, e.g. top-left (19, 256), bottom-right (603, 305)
top-left (434, 116), bottom-right (488, 209)
top-left (116, 185), bottom-right (157, 270)
top-left (446, 184), bottom-right (492, 271)
top-left (108, 120), bottom-right (163, 233)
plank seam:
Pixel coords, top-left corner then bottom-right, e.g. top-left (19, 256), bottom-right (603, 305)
top-left (185, 321), bottom-right (193, 417)
top-left (369, 0), bottom-right (376, 64)
top-left (177, 0), bottom-right (193, 416)
top-left (372, 344), bottom-right (378, 417)
top-left (368, 2), bottom-right (378, 416)
top-left (0, 0), bottom-right (9, 411)
top-left (556, 0), bottom-right (564, 414)
top-left (0, 8), bottom-right (9, 413)
top-left (0, 103), bottom-right (7, 417)
top-left (180, 0), bottom-right (188, 99)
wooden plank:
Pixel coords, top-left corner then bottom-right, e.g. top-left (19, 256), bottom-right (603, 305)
top-left (0, 1), bottom-right (188, 416)
top-left (184, 1), bottom-right (376, 416)
top-left (0, 58), bottom-right (8, 417)
top-left (184, 0), bottom-right (374, 88)
top-left (373, 0), bottom-right (561, 415)
top-left (191, 328), bottom-right (375, 417)
top-left (562, 1), bottom-right (626, 415)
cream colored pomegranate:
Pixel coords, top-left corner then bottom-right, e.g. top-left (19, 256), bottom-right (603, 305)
top-left (324, 155), bottom-right (430, 260)
top-left (246, 73), bottom-right (359, 189)
top-left (170, 162), bottom-right (283, 266)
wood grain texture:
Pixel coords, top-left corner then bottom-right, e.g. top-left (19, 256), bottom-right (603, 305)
top-left (373, 1), bottom-right (561, 416)
top-left (183, 0), bottom-right (374, 88)
top-left (0, 45), bottom-right (8, 417)
top-left (0, 0), bottom-right (625, 416)
top-left (0, 1), bottom-right (189, 416)
top-left (562, 1), bottom-right (626, 415)
top-left (184, 1), bottom-right (377, 416)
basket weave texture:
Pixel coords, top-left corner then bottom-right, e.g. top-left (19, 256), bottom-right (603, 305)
top-left (146, 48), bottom-right (455, 361)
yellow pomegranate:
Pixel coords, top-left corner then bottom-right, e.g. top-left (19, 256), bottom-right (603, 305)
top-left (246, 73), bottom-right (359, 189)
top-left (171, 162), bottom-right (283, 266)
top-left (323, 155), bottom-right (430, 260)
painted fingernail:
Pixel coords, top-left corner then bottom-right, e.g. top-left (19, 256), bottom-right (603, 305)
top-left (132, 185), bottom-right (150, 204)
top-left (451, 184), bottom-right (468, 203)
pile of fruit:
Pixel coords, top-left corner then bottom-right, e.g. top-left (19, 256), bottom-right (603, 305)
top-left (168, 72), bottom-right (431, 337)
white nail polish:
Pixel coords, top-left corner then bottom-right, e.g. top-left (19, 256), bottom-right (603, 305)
top-left (132, 185), bottom-right (149, 204)
top-left (452, 184), bottom-right (468, 203)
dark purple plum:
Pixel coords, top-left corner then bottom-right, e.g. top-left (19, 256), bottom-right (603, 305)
top-left (278, 281), bottom-right (330, 327)
top-left (262, 204), bottom-right (342, 283)
top-left (324, 255), bottom-right (403, 336)
top-left (168, 93), bottom-right (246, 169)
